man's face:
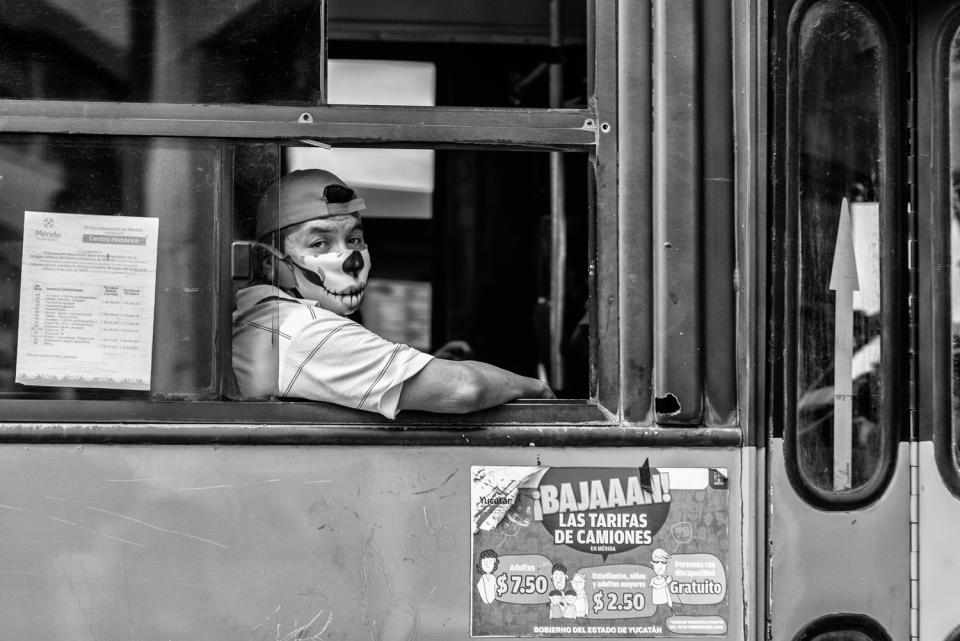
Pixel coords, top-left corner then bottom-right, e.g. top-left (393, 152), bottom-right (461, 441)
top-left (652, 560), bottom-right (667, 576)
top-left (280, 214), bottom-right (369, 314)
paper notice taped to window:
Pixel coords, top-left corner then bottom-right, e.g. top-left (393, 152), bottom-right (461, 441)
top-left (15, 212), bottom-right (159, 390)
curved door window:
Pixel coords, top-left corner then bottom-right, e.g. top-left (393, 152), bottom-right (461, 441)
top-left (790, 0), bottom-right (898, 501)
top-left (793, 613), bottom-right (892, 641)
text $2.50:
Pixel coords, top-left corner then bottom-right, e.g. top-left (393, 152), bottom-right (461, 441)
top-left (593, 590), bottom-right (646, 613)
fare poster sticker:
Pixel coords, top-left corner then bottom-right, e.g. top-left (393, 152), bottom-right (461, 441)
top-left (16, 211), bottom-right (159, 390)
top-left (471, 465), bottom-right (730, 638)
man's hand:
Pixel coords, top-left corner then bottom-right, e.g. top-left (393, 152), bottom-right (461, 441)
top-left (535, 381), bottom-right (557, 399)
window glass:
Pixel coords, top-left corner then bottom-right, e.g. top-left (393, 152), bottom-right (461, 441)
top-left (328, 59), bottom-right (436, 107)
top-left (0, 0), bottom-right (589, 109)
top-left (328, 0), bottom-right (587, 108)
top-left (230, 146), bottom-right (590, 404)
top-left (794, 1), bottom-right (886, 492)
top-left (0, 0), bottom-right (324, 104)
top-left (950, 27), bottom-right (960, 463)
top-left (0, 135), bottom-right (222, 399)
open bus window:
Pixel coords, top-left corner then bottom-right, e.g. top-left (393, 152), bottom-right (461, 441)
top-left (791, 0), bottom-right (892, 495)
top-left (0, 135), bottom-right (222, 400)
top-left (0, 138), bottom-right (590, 409)
top-left (327, 0), bottom-right (587, 108)
top-left (230, 145), bottom-right (591, 409)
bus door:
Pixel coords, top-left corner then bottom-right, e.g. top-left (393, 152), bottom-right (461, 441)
top-left (767, 1), bottom-right (911, 639)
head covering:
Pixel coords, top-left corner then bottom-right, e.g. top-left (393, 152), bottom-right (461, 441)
top-left (256, 169), bottom-right (366, 240)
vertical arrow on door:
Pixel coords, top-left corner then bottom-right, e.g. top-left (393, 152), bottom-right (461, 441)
top-left (829, 197), bottom-right (859, 491)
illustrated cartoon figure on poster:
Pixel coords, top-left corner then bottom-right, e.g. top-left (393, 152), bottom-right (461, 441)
top-left (551, 562), bottom-right (568, 591)
top-left (475, 549), bottom-right (500, 605)
top-left (548, 590), bottom-right (565, 619)
top-left (562, 589), bottom-right (578, 618)
top-left (571, 572), bottom-right (588, 617)
top-left (650, 548), bottom-right (674, 610)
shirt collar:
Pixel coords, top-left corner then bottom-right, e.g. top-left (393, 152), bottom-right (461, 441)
top-left (235, 285), bottom-right (302, 312)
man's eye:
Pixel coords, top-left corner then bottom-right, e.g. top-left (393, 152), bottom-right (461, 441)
top-left (347, 237), bottom-right (364, 248)
top-left (310, 240), bottom-right (329, 249)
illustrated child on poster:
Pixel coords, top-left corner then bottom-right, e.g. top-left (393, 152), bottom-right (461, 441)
top-left (548, 590), bottom-right (564, 619)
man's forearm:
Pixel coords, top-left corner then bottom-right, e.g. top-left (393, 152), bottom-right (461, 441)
top-left (397, 358), bottom-right (553, 414)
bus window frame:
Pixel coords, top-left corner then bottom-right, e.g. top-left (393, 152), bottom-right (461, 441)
top-left (923, 0), bottom-right (960, 498)
top-left (0, 0), bottom-right (634, 432)
top-left (792, 613), bottom-right (893, 641)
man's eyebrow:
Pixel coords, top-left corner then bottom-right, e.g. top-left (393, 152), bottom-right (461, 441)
top-left (302, 216), bottom-right (361, 235)
top-left (303, 223), bottom-right (337, 234)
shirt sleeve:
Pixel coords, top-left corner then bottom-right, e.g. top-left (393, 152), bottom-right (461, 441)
top-left (280, 312), bottom-right (433, 419)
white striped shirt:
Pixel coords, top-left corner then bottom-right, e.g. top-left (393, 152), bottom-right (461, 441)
top-left (232, 285), bottom-right (433, 418)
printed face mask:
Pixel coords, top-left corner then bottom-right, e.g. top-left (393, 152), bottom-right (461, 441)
top-left (283, 249), bottom-right (371, 315)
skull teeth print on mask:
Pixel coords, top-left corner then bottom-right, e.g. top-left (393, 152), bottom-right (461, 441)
top-left (284, 249), bottom-right (371, 315)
